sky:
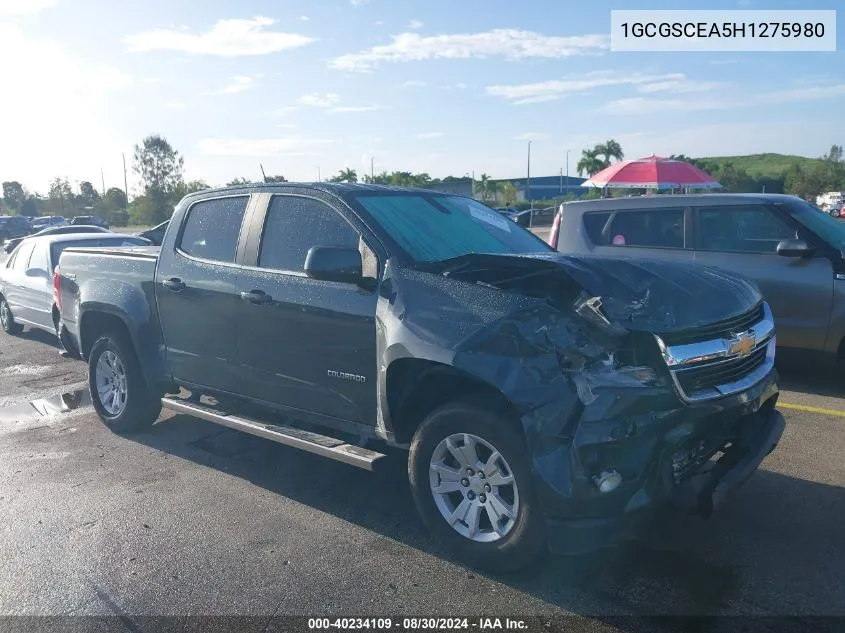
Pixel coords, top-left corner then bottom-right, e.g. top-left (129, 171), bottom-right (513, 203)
top-left (0, 0), bottom-right (842, 195)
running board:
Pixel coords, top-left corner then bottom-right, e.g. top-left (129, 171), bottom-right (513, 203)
top-left (161, 396), bottom-right (386, 471)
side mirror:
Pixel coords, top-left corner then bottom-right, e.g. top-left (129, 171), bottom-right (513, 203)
top-left (776, 238), bottom-right (814, 258)
top-left (304, 246), bottom-right (363, 284)
top-left (26, 268), bottom-right (49, 279)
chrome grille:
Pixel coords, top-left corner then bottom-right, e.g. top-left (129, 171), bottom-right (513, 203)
top-left (657, 303), bottom-right (764, 346)
top-left (654, 302), bottom-right (775, 402)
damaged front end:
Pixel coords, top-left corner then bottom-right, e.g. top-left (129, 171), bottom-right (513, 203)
top-left (430, 253), bottom-right (784, 554)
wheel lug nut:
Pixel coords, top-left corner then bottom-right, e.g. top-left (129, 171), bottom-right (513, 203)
top-left (484, 484), bottom-right (491, 493)
top-left (478, 472), bottom-right (485, 479)
top-left (461, 478), bottom-right (469, 487)
top-left (466, 468), bottom-right (474, 476)
top-left (479, 494), bottom-right (486, 503)
top-left (467, 492), bottom-right (475, 500)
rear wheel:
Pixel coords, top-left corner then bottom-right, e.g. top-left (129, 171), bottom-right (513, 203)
top-left (408, 397), bottom-right (545, 571)
top-left (0, 297), bottom-right (23, 335)
top-left (88, 332), bottom-right (161, 433)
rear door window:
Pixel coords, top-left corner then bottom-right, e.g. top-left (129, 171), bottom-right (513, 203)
top-left (11, 242), bottom-right (35, 272)
top-left (27, 243), bottom-right (49, 273)
top-left (695, 205), bottom-right (796, 253)
top-left (178, 196), bottom-right (250, 264)
top-left (601, 209), bottom-right (686, 249)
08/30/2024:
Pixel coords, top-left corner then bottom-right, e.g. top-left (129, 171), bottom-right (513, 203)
top-left (308, 618), bottom-right (529, 630)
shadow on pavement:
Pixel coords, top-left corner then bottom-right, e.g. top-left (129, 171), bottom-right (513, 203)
top-left (17, 327), bottom-right (61, 348)
top-left (129, 413), bottom-right (845, 621)
top-left (776, 359), bottom-right (845, 400)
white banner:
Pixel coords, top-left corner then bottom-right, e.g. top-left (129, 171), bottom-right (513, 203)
top-left (610, 10), bottom-right (836, 52)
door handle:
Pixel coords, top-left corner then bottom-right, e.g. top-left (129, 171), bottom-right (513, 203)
top-left (240, 290), bottom-right (272, 305)
top-left (162, 278), bottom-right (185, 292)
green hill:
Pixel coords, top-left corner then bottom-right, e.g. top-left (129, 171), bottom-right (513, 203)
top-left (695, 153), bottom-right (825, 179)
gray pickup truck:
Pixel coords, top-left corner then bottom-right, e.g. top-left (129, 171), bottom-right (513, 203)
top-left (55, 183), bottom-right (785, 570)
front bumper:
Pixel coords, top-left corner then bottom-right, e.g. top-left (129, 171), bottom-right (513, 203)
top-left (525, 367), bottom-right (783, 555)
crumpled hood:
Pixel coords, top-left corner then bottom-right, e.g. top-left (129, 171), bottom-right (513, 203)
top-left (431, 252), bottom-right (762, 333)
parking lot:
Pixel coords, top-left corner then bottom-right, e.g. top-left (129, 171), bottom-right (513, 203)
top-left (1, 300), bottom-right (844, 622)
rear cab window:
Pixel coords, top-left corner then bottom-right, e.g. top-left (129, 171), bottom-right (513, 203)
top-left (178, 196), bottom-right (250, 263)
top-left (584, 208), bottom-right (687, 249)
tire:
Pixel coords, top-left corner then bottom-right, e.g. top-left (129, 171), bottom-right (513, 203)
top-left (88, 331), bottom-right (161, 433)
top-left (408, 397), bottom-right (546, 571)
top-left (0, 297), bottom-right (23, 335)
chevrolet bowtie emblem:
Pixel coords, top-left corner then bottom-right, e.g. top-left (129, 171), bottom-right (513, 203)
top-left (728, 332), bottom-right (755, 358)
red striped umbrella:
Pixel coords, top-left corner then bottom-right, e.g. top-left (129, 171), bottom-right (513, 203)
top-left (581, 155), bottom-right (721, 189)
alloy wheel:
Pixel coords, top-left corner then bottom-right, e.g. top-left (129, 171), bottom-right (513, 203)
top-left (429, 432), bottom-right (520, 543)
top-left (95, 350), bottom-right (128, 416)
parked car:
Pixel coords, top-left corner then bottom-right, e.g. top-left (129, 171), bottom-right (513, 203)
top-left (816, 191), bottom-right (844, 210)
top-left (56, 183), bottom-right (784, 571)
top-left (0, 215), bottom-right (33, 243)
top-left (495, 207), bottom-right (532, 228)
top-left (138, 220), bottom-right (169, 246)
top-left (549, 193), bottom-right (845, 362)
top-left (0, 233), bottom-right (149, 340)
top-left (30, 216), bottom-right (67, 231)
top-left (71, 215), bottom-right (109, 229)
top-left (3, 224), bottom-right (111, 254)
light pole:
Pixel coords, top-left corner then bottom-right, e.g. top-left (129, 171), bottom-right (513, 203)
top-left (122, 153), bottom-right (129, 209)
top-left (565, 149), bottom-right (570, 198)
top-left (526, 141), bottom-right (533, 226)
top-left (317, 167), bottom-right (321, 182)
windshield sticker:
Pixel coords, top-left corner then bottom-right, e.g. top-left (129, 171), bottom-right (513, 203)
top-left (470, 207), bottom-right (512, 233)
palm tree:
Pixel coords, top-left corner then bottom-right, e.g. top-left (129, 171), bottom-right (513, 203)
top-left (330, 168), bottom-right (358, 183)
top-left (596, 139), bottom-right (624, 166)
top-left (577, 149), bottom-right (605, 177)
top-left (473, 173), bottom-right (490, 201)
top-left (472, 174), bottom-right (501, 202)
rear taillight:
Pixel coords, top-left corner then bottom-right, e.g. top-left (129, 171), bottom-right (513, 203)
top-left (548, 212), bottom-right (561, 248)
top-left (53, 267), bottom-right (62, 313)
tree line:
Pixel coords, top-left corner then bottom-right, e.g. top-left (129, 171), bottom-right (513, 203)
top-left (1, 178), bottom-right (128, 224)
top-left (668, 146), bottom-right (845, 198)
top-left (4, 135), bottom-right (843, 227)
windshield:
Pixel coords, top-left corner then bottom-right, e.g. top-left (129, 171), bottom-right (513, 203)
top-left (785, 199), bottom-right (845, 251)
top-left (354, 194), bottom-right (551, 262)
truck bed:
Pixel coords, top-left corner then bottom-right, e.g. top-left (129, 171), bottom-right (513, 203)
top-left (61, 245), bottom-right (160, 260)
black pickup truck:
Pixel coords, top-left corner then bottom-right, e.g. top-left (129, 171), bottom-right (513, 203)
top-left (56, 183), bottom-right (785, 570)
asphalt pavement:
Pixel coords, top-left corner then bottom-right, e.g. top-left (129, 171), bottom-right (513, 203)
top-left (1, 317), bottom-right (844, 623)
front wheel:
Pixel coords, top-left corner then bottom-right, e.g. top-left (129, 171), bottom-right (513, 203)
top-left (88, 332), bottom-right (161, 433)
top-left (408, 397), bottom-right (546, 571)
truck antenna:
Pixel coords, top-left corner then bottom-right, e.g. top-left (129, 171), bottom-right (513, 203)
top-left (259, 163), bottom-right (268, 183)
